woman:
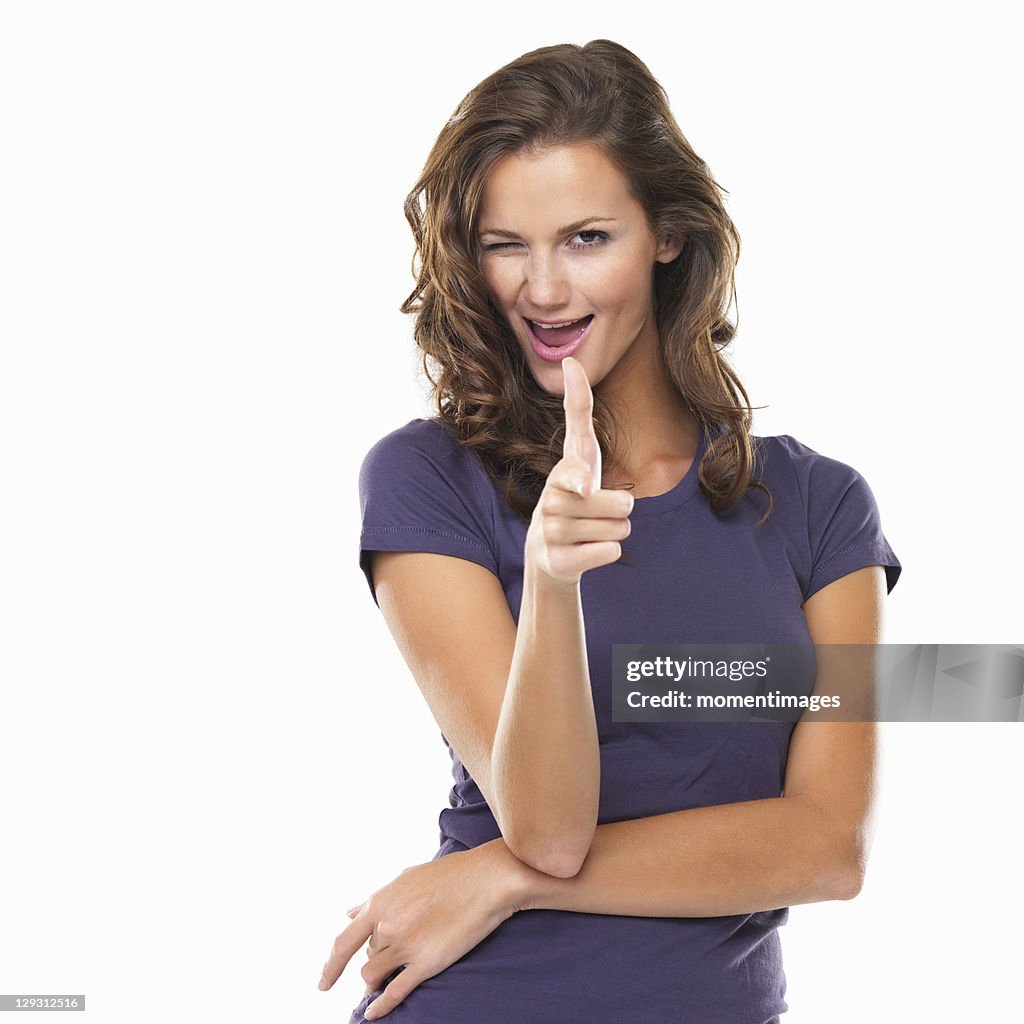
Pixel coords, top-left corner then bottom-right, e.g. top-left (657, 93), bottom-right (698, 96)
top-left (319, 39), bottom-right (902, 1023)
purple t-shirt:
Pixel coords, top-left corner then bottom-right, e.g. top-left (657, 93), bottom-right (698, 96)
top-left (351, 416), bottom-right (902, 1024)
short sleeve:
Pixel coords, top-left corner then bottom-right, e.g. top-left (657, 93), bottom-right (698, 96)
top-left (779, 435), bottom-right (903, 603)
top-left (357, 419), bottom-right (500, 607)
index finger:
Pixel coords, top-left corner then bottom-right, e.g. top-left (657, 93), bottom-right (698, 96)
top-left (318, 913), bottom-right (374, 991)
top-left (561, 357), bottom-right (601, 495)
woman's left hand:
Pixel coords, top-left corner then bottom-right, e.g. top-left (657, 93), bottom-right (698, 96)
top-left (317, 839), bottom-right (532, 1020)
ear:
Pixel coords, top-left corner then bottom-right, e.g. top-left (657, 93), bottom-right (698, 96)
top-left (655, 232), bottom-right (684, 264)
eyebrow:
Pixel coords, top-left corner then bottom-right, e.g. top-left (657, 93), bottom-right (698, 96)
top-left (478, 216), bottom-right (618, 238)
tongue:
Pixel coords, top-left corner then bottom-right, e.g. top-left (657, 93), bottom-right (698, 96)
top-left (535, 315), bottom-right (592, 347)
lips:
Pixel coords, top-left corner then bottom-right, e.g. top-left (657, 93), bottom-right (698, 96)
top-left (524, 314), bottom-right (594, 345)
top-left (524, 314), bottom-right (594, 362)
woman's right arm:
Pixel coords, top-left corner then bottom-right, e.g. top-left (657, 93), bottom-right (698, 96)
top-left (369, 358), bottom-right (632, 878)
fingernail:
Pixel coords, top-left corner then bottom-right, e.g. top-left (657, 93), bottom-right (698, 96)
top-left (318, 977), bottom-right (328, 990)
top-left (364, 1004), bottom-right (379, 1020)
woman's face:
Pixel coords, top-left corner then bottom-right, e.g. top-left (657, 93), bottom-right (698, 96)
top-left (477, 141), bottom-right (682, 395)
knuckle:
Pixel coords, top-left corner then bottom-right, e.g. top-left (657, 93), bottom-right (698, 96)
top-left (542, 518), bottom-right (566, 544)
top-left (543, 492), bottom-right (569, 517)
top-left (389, 977), bottom-right (416, 1000)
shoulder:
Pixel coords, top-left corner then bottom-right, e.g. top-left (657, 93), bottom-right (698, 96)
top-left (752, 432), bottom-right (871, 507)
top-left (361, 417), bottom-right (482, 481)
top-left (752, 431), bottom-right (901, 598)
top-left (362, 416), bottom-right (463, 464)
top-left (356, 419), bottom-right (504, 602)
top-left (754, 431), bottom-right (853, 473)
top-left (358, 417), bottom-right (497, 512)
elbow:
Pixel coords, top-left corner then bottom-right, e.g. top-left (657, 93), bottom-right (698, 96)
top-left (494, 800), bottom-right (596, 879)
top-left (834, 857), bottom-right (866, 901)
top-left (505, 833), bottom-right (592, 879)
top-left (829, 839), bottom-right (868, 902)
top-left (525, 850), bottom-right (587, 879)
top-left (799, 796), bottom-right (873, 903)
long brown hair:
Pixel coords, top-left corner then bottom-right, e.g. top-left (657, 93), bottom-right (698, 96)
top-left (400, 39), bottom-right (773, 524)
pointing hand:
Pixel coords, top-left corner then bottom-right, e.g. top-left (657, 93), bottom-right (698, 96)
top-left (526, 357), bottom-right (634, 586)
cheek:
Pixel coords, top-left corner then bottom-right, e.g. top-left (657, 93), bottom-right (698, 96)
top-left (481, 262), bottom-right (518, 307)
top-left (589, 251), bottom-right (653, 311)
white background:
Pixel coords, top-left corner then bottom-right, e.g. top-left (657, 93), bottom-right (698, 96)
top-left (1, 2), bottom-right (1020, 1022)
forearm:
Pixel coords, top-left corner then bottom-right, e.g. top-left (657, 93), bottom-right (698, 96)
top-left (490, 793), bottom-right (858, 918)
top-left (489, 562), bottom-right (600, 876)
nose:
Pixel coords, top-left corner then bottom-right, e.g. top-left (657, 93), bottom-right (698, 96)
top-left (523, 252), bottom-right (571, 311)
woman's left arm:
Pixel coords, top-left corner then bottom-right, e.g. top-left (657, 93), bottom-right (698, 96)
top-left (320, 566), bottom-right (885, 1016)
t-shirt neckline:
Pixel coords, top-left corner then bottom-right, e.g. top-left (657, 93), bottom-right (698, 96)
top-left (627, 421), bottom-right (707, 516)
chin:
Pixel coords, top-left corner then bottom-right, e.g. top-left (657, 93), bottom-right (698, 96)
top-left (530, 369), bottom-right (566, 397)
top-left (524, 352), bottom-right (577, 391)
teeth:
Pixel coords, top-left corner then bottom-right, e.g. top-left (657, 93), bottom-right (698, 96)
top-left (532, 318), bottom-right (583, 329)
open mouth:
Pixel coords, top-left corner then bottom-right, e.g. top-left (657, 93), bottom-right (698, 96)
top-left (523, 315), bottom-right (594, 361)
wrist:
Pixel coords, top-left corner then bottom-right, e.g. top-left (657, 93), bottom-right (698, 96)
top-left (475, 838), bottom-right (544, 914)
top-left (523, 554), bottom-right (582, 596)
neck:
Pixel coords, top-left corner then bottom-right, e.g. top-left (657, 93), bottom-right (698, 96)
top-left (594, 323), bottom-right (700, 491)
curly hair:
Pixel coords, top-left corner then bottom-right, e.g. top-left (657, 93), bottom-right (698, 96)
top-left (400, 39), bottom-right (773, 525)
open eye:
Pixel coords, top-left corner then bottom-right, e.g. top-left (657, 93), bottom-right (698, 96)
top-left (568, 230), bottom-right (610, 250)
